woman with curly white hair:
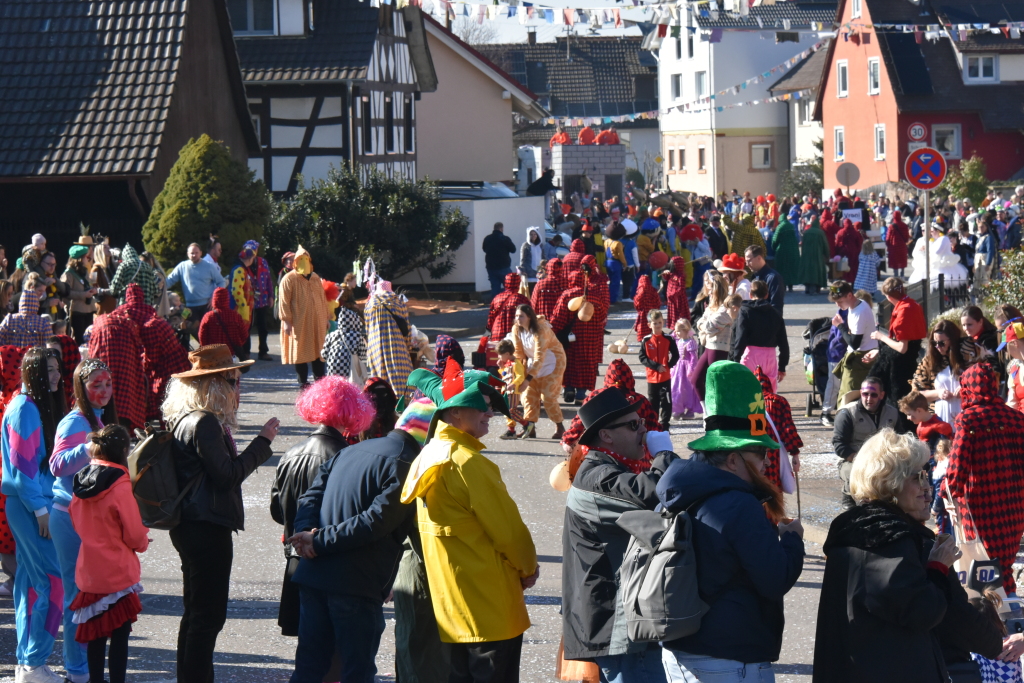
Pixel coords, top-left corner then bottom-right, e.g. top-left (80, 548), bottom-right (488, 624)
top-left (812, 428), bottom-right (1004, 683)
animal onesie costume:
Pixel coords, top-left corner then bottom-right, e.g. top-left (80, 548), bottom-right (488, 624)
top-left (511, 316), bottom-right (567, 425)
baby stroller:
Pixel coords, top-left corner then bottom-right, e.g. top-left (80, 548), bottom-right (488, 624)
top-left (802, 317), bottom-right (831, 417)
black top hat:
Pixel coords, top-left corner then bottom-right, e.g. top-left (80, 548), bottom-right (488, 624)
top-left (577, 388), bottom-right (643, 447)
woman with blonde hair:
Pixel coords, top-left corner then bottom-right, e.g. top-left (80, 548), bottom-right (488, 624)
top-left (812, 428), bottom-right (1002, 683)
top-left (689, 270), bottom-right (732, 401)
top-left (162, 345), bottom-right (280, 682)
top-left (511, 303), bottom-right (566, 439)
top-left (89, 243), bottom-right (116, 315)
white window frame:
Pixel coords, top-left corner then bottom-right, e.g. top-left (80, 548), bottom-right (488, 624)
top-left (751, 144), bottom-right (772, 170)
top-left (932, 124), bottom-right (962, 160)
top-left (965, 55), bottom-right (997, 83)
top-left (230, 0), bottom-right (278, 35)
top-left (670, 74), bottom-right (681, 100)
top-left (668, 148), bottom-right (676, 171)
top-left (687, 32), bottom-right (695, 59)
top-left (836, 60), bottom-right (849, 98)
top-left (695, 71), bottom-right (708, 99)
top-left (698, 145), bottom-right (706, 171)
top-left (679, 147), bottom-right (686, 171)
top-left (867, 58), bottom-right (880, 95)
top-left (851, 0), bottom-right (861, 19)
top-left (797, 98), bottom-right (813, 126)
top-left (874, 124), bottom-right (886, 160)
top-left (834, 126), bottom-right (845, 161)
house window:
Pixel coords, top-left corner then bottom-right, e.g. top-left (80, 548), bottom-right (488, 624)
top-left (836, 60), bottom-right (848, 97)
top-left (695, 71), bottom-right (708, 99)
top-left (687, 32), bottom-right (695, 59)
top-left (797, 99), bottom-right (813, 126)
top-left (874, 124), bottom-right (886, 160)
top-left (228, 0), bottom-right (275, 34)
top-left (668, 149), bottom-right (676, 171)
top-left (868, 58), bottom-right (880, 95)
top-left (385, 95), bottom-right (395, 153)
top-left (404, 96), bottom-right (414, 153)
top-left (698, 146), bottom-right (706, 171)
top-left (851, 0), bottom-right (861, 19)
top-left (361, 94), bottom-right (373, 155)
top-left (671, 74), bottom-right (681, 100)
top-left (679, 148), bottom-right (686, 170)
top-left (933, 124), bottom-right (961, 159)
top-left (966, 55), bottom-right (997, 83)
top-left (751, 143), bottom-right (772, 170)
top-left (675, 38), bottom-right (682, 61)
top-left (834, 126), bottom-right (845, 161)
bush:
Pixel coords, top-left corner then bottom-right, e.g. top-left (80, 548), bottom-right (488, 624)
top-left (142, 135), bottom-right (272, 268)
top-left (625, 168), bottom-right (645, 188)
top-left (781, 138), bottom-right (823, 199)
top-left (264, 164), bottom-right (469, 283)
top-left (983, 248), bottom-right (1024, 315)
top-left (938, 154), bottom-right (989, 207)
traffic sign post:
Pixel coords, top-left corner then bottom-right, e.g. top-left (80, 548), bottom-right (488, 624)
top-left (908, 122), bottom-right (927, 142)
top-left (835, 162), bottom-right (860, 196)
top-left (904, 147), bottom-right (948, 321)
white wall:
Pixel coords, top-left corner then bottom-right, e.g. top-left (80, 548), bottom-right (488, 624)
top-left (790, 99), bottom-right (823, 166)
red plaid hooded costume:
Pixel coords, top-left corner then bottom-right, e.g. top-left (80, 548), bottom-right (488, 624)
top-left (834, 219), bottom-right (864, 284)
top-left (550, 262), bottom-right (609, 392)
top-left (664, 256), bottom-right (691, 327)
top-left (562, 239), bottom-right (587, 274)
top-left (531, 258), bottom-right (565, 320)
top-left (820, 208), bottom-right (839, 255)
top-left (947, 363), bottom-right (1024, 593)
top-left (755, 366), bottom-right (802, 491)
top-left (53, 334), bottom-right (81, 409)
top-left (633, 275), bottom-right (662, 341)
top-left (561, 358), bottom-right (662, 450)
top-left (199, 287), bottom-right (249, 351)
top-left (88, 311), bottom-right (146, 430)
top-left (885, 211), bottom-right (910, 269)
top-left (487, 272), bottom-right (530, 340)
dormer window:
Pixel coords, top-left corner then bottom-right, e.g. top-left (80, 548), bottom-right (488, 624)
top-left (229, 0), bottom-right (276, 35)
top-left (965, 55), bottom-right (997, 83)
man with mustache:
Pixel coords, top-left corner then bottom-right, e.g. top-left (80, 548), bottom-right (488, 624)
top-left (657, 361), bottom-right (805, 683)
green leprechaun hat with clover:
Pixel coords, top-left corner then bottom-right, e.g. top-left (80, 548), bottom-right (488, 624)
top-left (687, 361), bottom-right (779, 452)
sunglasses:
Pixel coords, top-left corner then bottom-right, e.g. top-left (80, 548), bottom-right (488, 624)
top-left (738, 449), bottom-right (767, 461)
top-left (932, 339), bottom-right (949, 349)
top-left (860, 390), bottom-right (880, 398)
top-left (605, 418), bottom-right (642, 432)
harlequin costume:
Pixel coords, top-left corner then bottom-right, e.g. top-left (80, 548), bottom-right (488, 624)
top-left (561, 359), bottom-right (661, 451)
top-left (663, 256), bottom-right (691, 326)
top-left (550, 264), bottom-right (609, 397)
top-left (323, 306), bottom-right (367, 378)
top-left (365, 282), bottom-right (415, 399)
top-left (754, 366), bottom-right (802, 492)
top-left (487, 273), bottom-right (530, 340)
top-left (531, 258), bottom-right (565, 320)
top-left (632, 275), bottom-right (662, 342)
top-left (87, 310), bottom-right (147, 431)
top-left (946, 363), bottom-right (1024, 593)
top-left (229, 245), bottom-right (257, 325)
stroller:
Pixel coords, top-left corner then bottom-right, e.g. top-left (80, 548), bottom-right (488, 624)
top-left (802, 317), bottom-right (831, 417)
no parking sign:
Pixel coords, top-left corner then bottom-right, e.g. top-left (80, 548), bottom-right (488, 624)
top-left (905, 147), bottom-right (947, 190)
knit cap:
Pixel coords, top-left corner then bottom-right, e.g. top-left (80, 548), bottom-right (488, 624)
top-left (395, 397), bottom-right (436, 446)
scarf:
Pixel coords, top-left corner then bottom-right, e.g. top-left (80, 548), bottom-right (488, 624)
top-left (586, 445), bottom-right (651, 474)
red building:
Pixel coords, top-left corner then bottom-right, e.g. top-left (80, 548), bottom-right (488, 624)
top-left (815, 0), bottom-right (1024, 194)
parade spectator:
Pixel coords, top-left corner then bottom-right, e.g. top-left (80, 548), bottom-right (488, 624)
top-left (1003, 322), bottom-right (1024, 412)
top-left (771, 216), bottom-right (800, 293)
top-left (960, 306), bottom-right (998, 355)
top-left (595, 125), bottom-right (619, 145)
top-left (247, 243), bottom-right (274, 360)
top-left (482, 222), bottom-right (516, 300)
top-left (37, 251), bottom-right (69, 321)
top-left (705, 214), bottom-right (729, 261)
top-left (551, 260), bottom-right (609, 405)
top-left (717, 253), bottom-right (750, 300)
top-left (658, 362), bottom-right (804, 682)
top-left (0, 288), bottom-right (51, 349)
top-left (89, 242), bottom-right (117, 315)
top-left (577, 123), bottom-right (596, 145)
top-left (690, 271), bottom-right (732, 401)
top-left (813, 428), bottom-right (1000, 683)
top-left (834, 219), bottom-right (864, 285)
top-left (228, 241), bottom-right (257, 361)
top-left (833, 377), bottom-right (903, 509)
top-left (867, 278), bottom-right (928, 405)
top-left (562, 389), bottom-right (678, 681)
top-left (1, 347), bottom-right (70, 683)
top-left (632, 275), bottom-right (661, 342)
top-left (519, 227), bottom-right (545, 283)
top-left (853, 241), bottom-right (881, 297)
top-left (912, 320), bottom-right (981, 427)
top-left (0, 280), bottom-right (13, 325)
top-left (203, 236), bottom-right (222, 267)
top-left (661, 256), bottom-right (691, 327)
top-left (61, 245), bottom-right (97, 344)
top-left (974, 220), bottom-right (998, 290)
top-left (322, 287), bottom-right (367, 378)
top-left (162, 345), bottom-right (279, 683)
top-left (68, 424), bottom-right (149, 683)
top-left (829, 281), bottom-right (877, 403)
top-left (898, 390), bottom-right (952, 453)
top-left (487, 273), bottom-right (530, 341)
top-left (800, 216), bottom-right (830, 295)
top-left (279, 247), bottom-right (330, 387)
top-left (745, 245), bottom-right (785, 315)
top-left (755, 365), bottom-right (802, 492)
top-left (549, 126), bottom-right (571, 147)
top-left (269, 377), bottom-right (374, 645)
top-left (109, 244), bottom-right (157, 306)
top-left (947, 362), bottom-right (1024, 594)
top-left (730, 280), bottom-right (788, 392)
top-left (886, 210), bottom-right (911, 278)
top-left (531, 257), bottom-right (565, 320)
top-left (639, 309), bottom-right (679, 430)
top-left (401, 366), bottom-right (537, 683)
top-left (604, 222), bottom-right (628, 303)
top-left (46, 334), bottom-right (79, 410)
top-left (510, 304), bottom-right (566, 440)
top-left (198, 287), bottom-right (249, 354)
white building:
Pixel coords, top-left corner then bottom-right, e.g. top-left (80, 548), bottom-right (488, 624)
top-left (657, 0), bottom-right (836, 195)
top-left (769, 41), bottom-right (829, 169)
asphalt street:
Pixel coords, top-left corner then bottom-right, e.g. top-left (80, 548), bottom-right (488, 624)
top-left (0, 289), bottom-right (842, 682)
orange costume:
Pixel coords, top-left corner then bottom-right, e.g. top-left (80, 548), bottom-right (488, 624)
top-left (595, 129), bottom-right (620, 145)
top-left (549, 131), bottom-right (571, 147)
top-left (578, 126), bottom-right (596, 145)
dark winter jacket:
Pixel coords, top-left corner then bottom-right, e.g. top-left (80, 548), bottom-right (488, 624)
top-left (482, 229), bottom-right (516, 271)
top-left (171, 410), bottom-right (273, 531)
top-left (656, 458), bottom-right (804, 663)
top-left (291, 429), bottom-right (420, 601)
top-left (270, 425), bottom-right (350, 557)
top-left (832, 400), bottom-right (903, 462)
top-left (812, 502), bottom-right (1001, 683)
top-left (752, 265), bottom-right (785, 314)
top-left (562, 449), bottom-right (679, 660)
top-left (729, 298), bottom-right (790, 368)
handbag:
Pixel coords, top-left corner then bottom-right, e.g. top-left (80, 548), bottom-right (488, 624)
top-left (555, 315), bottom-right (577, 348)
top-left (349, 352), bottom-right (368, 385)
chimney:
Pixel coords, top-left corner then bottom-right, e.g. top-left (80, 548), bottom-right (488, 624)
top-left (528, 26), bottom-right (537, 45)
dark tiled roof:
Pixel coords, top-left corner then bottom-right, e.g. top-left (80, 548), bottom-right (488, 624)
top-left (0, 0), bottom-right (188, 178)
top-left (695, 0), bottom-right (837, 30)
top-left (236, 0), bottom-right (379, 82)
top-left (769, 39), bottom-right (831, 92)
top-left (877, 32), bottom-right (933, 96)
top-left (477, 37), bottom-right (657, 117)
top-left (935, 2), bottom-right (1024, 53)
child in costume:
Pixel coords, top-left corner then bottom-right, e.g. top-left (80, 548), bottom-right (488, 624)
top-left (754, 365), bottom-right (802, 493)
top-left (496, 339), bottom-right (528, 439)
top-left (69, 424), bottom-right (149, 683)
top-left (639, 310), bottom-right (679, 431)
top-left (671, 319), bottom-right (701, 419)
top-left (899, 390), bottom-right (954, 533)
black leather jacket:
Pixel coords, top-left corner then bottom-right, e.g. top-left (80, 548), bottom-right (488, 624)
top-left (270, 425), bottom-right (349, 557)
top-left (171, 410), bottom-right (273, 531)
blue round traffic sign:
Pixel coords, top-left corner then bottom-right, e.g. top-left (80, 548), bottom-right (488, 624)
top-left (905, 147), bottom-right (947, 190)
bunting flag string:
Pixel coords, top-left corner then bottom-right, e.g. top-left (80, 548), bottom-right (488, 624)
top-left (543, 110), bottom-right (660, 127)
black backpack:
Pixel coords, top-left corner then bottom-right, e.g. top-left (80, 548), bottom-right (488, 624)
top-left (128, 424), bottom-right (203, 530)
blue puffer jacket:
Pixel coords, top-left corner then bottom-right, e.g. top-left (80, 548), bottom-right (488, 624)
top-left (827, 309), bottom-right (849, 363)
top-left (656, 458), bottom-right (804, 663)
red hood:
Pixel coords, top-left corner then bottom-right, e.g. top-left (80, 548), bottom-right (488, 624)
top-left (569, 270), bottom-right (588, 288)
top-left (960, 363), bottom-right (1000, 408)
top-left (125, 282), bottom-right (145, 307)
top-left (604, 358), bottom-right (636, 392)
top-left (504, 272), bottom-right (520, 291)
top-left (211, 287), bottom-right (231, 311)
top-left (570, 239), bottom-right (587, 254)
top-left (821, 208), bottom-right (833, 222)
top-left (754, 365), bottom-right (774, 397)
top-left (670, 256), bottom-right (686, 275)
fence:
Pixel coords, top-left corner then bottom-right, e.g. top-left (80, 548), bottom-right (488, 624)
top-left (876, 275), bottom-right (972, 330)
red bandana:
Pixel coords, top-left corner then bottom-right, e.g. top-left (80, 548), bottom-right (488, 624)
top-left (585, 445), bottom-right (652, 474)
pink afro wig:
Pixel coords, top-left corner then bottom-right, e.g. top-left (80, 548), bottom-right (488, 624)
top-left (295, 375), bottom-right (376, 434)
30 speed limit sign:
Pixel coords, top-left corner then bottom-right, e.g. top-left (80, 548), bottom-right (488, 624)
top-left (908, 122), bottom-right (927, 142)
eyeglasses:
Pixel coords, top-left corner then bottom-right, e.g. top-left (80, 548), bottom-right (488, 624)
top-left (913, 470), bottom-right (930, 489)
top-left (604, 418), bottom-right (642, 432)
top-left (932, 339), bottom-right (949, 349)
top-left (738, 449), bottom-right (767, 461)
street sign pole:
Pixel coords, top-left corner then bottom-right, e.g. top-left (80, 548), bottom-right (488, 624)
top-left (923, 190), bottom-right (929, 323)
top-left (904, 147), bottom-right (947, 322)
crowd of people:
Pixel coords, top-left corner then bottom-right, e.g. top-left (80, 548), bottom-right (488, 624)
top-left (1, 178), bottom-right (1024, 683)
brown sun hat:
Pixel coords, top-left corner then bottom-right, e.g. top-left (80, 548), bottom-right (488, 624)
top-left (171, 344), bottom-right (254, 378)
top-left (75, 234), bottom-right (96, 246)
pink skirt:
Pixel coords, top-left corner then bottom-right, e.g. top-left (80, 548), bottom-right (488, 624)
top-left (741, 346), bottom-right (778, 392)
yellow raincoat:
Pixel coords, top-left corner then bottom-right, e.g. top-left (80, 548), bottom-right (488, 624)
top-left (400, 422), bottom-right (538, 643)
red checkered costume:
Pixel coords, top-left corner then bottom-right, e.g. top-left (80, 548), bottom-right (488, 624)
top-left (755, 366), bottom-right (802, 491)
top-left (199, 287), bottom-right (249, 351)
top-left (88, 312), bottom-right (147, 430)
top-left (562, 359), bottom-right (662, 451)
top-left (633, 275), bottom-right (662, 342)
top-left (562, 239), bottom-right (587, 274)
top-left (947, 363), bottom-right (1024, 593)
top-left (531, 258), bottom-right (565, 320)
top-left (664, 256), bottom-right (691, 326)
top-left (487, 272), bottom-right (530, 340)
top-left (550, 260), bottom-right (609, 392)
top-left (53, 334), bottom-right (81, 409)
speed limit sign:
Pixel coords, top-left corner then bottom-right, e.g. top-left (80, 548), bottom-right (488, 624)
top-left (908, 122), bottom-right (927, 142)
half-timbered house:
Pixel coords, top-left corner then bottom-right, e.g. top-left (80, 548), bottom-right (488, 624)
top-left (234, 0), bottom-right (437, 193)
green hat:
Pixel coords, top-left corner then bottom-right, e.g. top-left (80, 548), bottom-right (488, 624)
top-left (687, 361), bottom-right (779, 452)
top-left (69, 244), bottom-right (89, 259)
top-left (408, 360), bottom-right (510, 440)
